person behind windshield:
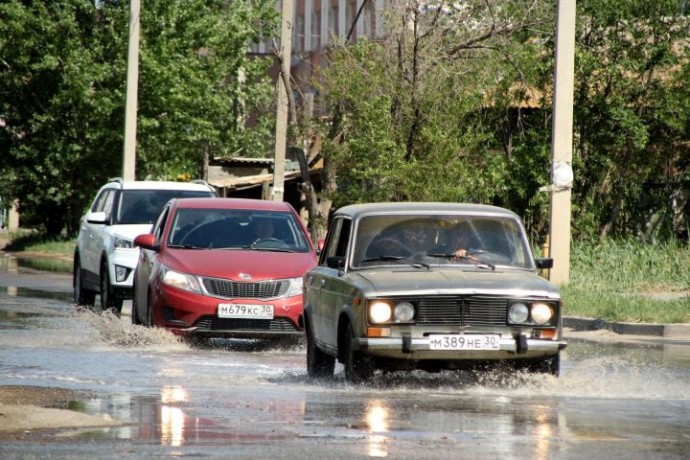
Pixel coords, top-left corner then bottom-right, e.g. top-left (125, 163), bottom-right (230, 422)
top-left (252, 217), bottom-right (275, 244)
top-left (430, 226), bottom-right (475, 258)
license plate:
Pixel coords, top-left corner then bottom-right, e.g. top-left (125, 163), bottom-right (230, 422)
top-left (429, 334), bottom-right (500, 350)
top-left (218, 304), bottom-right (274, 319)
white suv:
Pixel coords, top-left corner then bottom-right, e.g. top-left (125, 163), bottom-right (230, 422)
top-left (73, 178), bottom-right (217, 313)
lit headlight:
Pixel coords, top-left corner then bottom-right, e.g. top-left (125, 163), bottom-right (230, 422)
top-left (161, 267), bottom-right (201, 293)
top-left (531, 302), bottom-right (554, 324)
top-left (509, 302), bottom-right (529, 323)
top-left (114, 236), bottom-right (133, 249)
top-left (369, 301), bottom-right (392, 324)
top-left (394, 302), bottom-right (415, 323)
top-left (286, 276), bottom-right (304, 297)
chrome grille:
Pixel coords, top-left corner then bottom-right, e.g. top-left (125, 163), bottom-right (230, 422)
top-left (415, 296), bottom-right (508, 326)
top-left (201, 277), bottom-right (289, 300)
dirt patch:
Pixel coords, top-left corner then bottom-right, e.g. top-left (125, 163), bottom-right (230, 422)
top-left (0, 386), bottom-right (121, 440)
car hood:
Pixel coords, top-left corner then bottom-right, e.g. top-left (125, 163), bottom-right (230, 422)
top-left (164, 249), bottom-right (317, 281)
top-left (351, 267), bottom-right (560, 299)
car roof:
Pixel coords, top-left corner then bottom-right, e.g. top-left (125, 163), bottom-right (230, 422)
top-left (335, 202), bottom-right (521, 220)
top-left (102, 179), bottom-right (215, 192)
top-left (170, 197), bottom-right (296, 211)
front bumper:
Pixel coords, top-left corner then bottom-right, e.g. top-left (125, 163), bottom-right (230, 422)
top-left (355, 335), bottom-right (567, 360)
top-left (157, 284), bottom-right (304, 338)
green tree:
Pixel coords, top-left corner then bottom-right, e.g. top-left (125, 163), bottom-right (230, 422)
top-left (314, 0), bottom-right (555, 226)
top-left (0, 0), bottom-right (278, 236)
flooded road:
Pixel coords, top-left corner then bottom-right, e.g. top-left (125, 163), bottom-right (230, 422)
top-left (1, 255), bottom-right (690, 459)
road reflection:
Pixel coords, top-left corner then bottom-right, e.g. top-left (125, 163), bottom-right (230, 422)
top-left (365, 400), bottom-right (390, 457)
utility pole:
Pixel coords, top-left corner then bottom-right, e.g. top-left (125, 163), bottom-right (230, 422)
top-left (272, 0), bottom-right (293, 202)
top-left (122, 0), bottom-right (141, 181)
top-left (548, 0), bottom-right (577, 285)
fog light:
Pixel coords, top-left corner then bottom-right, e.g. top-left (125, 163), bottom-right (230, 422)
top-left (115, 265), bottom-right (130, 282)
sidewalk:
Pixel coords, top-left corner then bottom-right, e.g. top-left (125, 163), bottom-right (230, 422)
top-left (564, 316), bottom-right (690, 344)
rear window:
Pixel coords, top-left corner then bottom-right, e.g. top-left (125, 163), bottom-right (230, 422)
top-left (116, 190), bottom-right (214, 225)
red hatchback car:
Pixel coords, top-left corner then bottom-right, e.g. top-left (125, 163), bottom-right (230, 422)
top-left (132, 198), bottom-right (317, 341)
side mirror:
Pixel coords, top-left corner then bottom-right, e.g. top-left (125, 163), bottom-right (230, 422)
top-left (134, 234), bottom-right (158, 251)
top-left (318, 239), bottom-right (325, 252)
top-left (326, 256), bottom-right (344, 269)
top-left (86, 211), bottom-right (108, 225)
top-left (535, 258), bottom-right (553, 269)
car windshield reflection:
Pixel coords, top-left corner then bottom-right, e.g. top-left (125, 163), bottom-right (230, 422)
top-left (167, 208), bottom-right (311, 253)
top-left (352, 215), bottom-right (532, 269)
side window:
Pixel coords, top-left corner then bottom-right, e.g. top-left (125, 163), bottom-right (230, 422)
top-left (101, 190), bottom-right (116, 221)
top-left (91, 189), bottom-right (110, 212)
top-left (153, 207), bottom-right (170, 246)
top-left (319, 217), bottom-right (351, 266)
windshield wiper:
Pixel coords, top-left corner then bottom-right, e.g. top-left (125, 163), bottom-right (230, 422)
top-left (168, 244), bottom-right (210, 250)
top-left (427, 253), bottom-right (495, 270)
top-left (243, 245), bottom-right (294, 253)
top-left (362, 255), bottom-right (430, 270)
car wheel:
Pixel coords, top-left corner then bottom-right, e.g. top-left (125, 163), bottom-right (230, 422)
top-left (73, 259), bottom-right (96, 307)
top-left (343, 323), bottom-right (374, 383)
top-left (306, 322), bottom-right (335, 379)
top-left (131, 285), bottom-right (142, 325)
top-left (100, 261), bottom-right (123, 316)
top-left (144, 293), bottom-right (154, 327)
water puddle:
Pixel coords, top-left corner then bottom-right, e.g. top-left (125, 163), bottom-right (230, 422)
top-left (0, 285), bottom-right (73, 302)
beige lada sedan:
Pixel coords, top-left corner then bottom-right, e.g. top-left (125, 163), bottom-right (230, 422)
top-left (303, 202), bottom-right (566, 383)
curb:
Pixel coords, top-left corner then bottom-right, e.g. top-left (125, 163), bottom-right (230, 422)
top-left (564, 316), bottom-right (690, 340)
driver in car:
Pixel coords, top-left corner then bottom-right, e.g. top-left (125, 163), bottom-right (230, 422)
top-left (252, 217), bottom-right (275, 244)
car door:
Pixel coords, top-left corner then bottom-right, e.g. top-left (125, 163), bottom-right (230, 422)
top-left (82, 188), bottom-right (115, 281)
top-left (308, 217), bottom-right (352, 349)
top-left (135, 205), bottom-right (170, 321)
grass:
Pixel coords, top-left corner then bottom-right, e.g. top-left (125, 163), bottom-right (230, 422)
top-left (3, 231), bottom-right (689, 324)
top-left (2, 230), bottom-right (75, 255)
top-left (562, 238), bottom-right (690, 324)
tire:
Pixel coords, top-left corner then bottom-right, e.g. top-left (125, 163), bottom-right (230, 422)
top-left (131, 285), bottom-right (142, 325)
top-left (73, 259), bottom-right (96, 307)
top-left (343, 323), bottom-right (374, 383)
top-left (100, 261), bottom-right (123, 315)
top-left (306, 322), bottom-right (335, 379)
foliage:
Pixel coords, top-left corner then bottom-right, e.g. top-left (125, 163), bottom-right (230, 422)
top-left (313, 0), bottom-right (690, 243)
top-left (562, 237), bottom-right (690, 323)
top-left (0, 0), bottom-right (278, 236)
top-left (568, 0), bottom-right (690, 240)
top-left (314, 0), bottom-right (557, 226)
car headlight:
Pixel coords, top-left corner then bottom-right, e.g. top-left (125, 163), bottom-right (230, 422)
top-left (286, 276), bottom-right (303, 297)
top-left (509, 302), bottom-right (530, 323)
top-left (161, 266), bottom-right (201, 293)
top-left (394, 302), bottom-right (415, 323)
top-left (369, 301), bottom-right (392, 324)
top-left (531, 302), bottom-right (554, 324)
top-left (368, 300), bottom-right (416, 324)
top-left (114, 236), bottom-right (133, 249)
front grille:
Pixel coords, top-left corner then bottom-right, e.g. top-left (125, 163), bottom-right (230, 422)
top-left (415, 296), bottom-right (508, 326)
top-left (201, 277), bottom-right (289, 300)
top-left (194, 316), bottom-right (299, 332)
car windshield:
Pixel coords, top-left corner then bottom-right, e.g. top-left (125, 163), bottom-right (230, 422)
top-left (116, 190), bottom-right (212, 225)
top-left (167, 208), bottom-right (311, 252)
top-left (352, 214), bottom-right (533, 269)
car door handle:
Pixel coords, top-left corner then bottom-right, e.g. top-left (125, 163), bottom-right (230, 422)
top-left (320, 279), bottom-right (326, 287)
